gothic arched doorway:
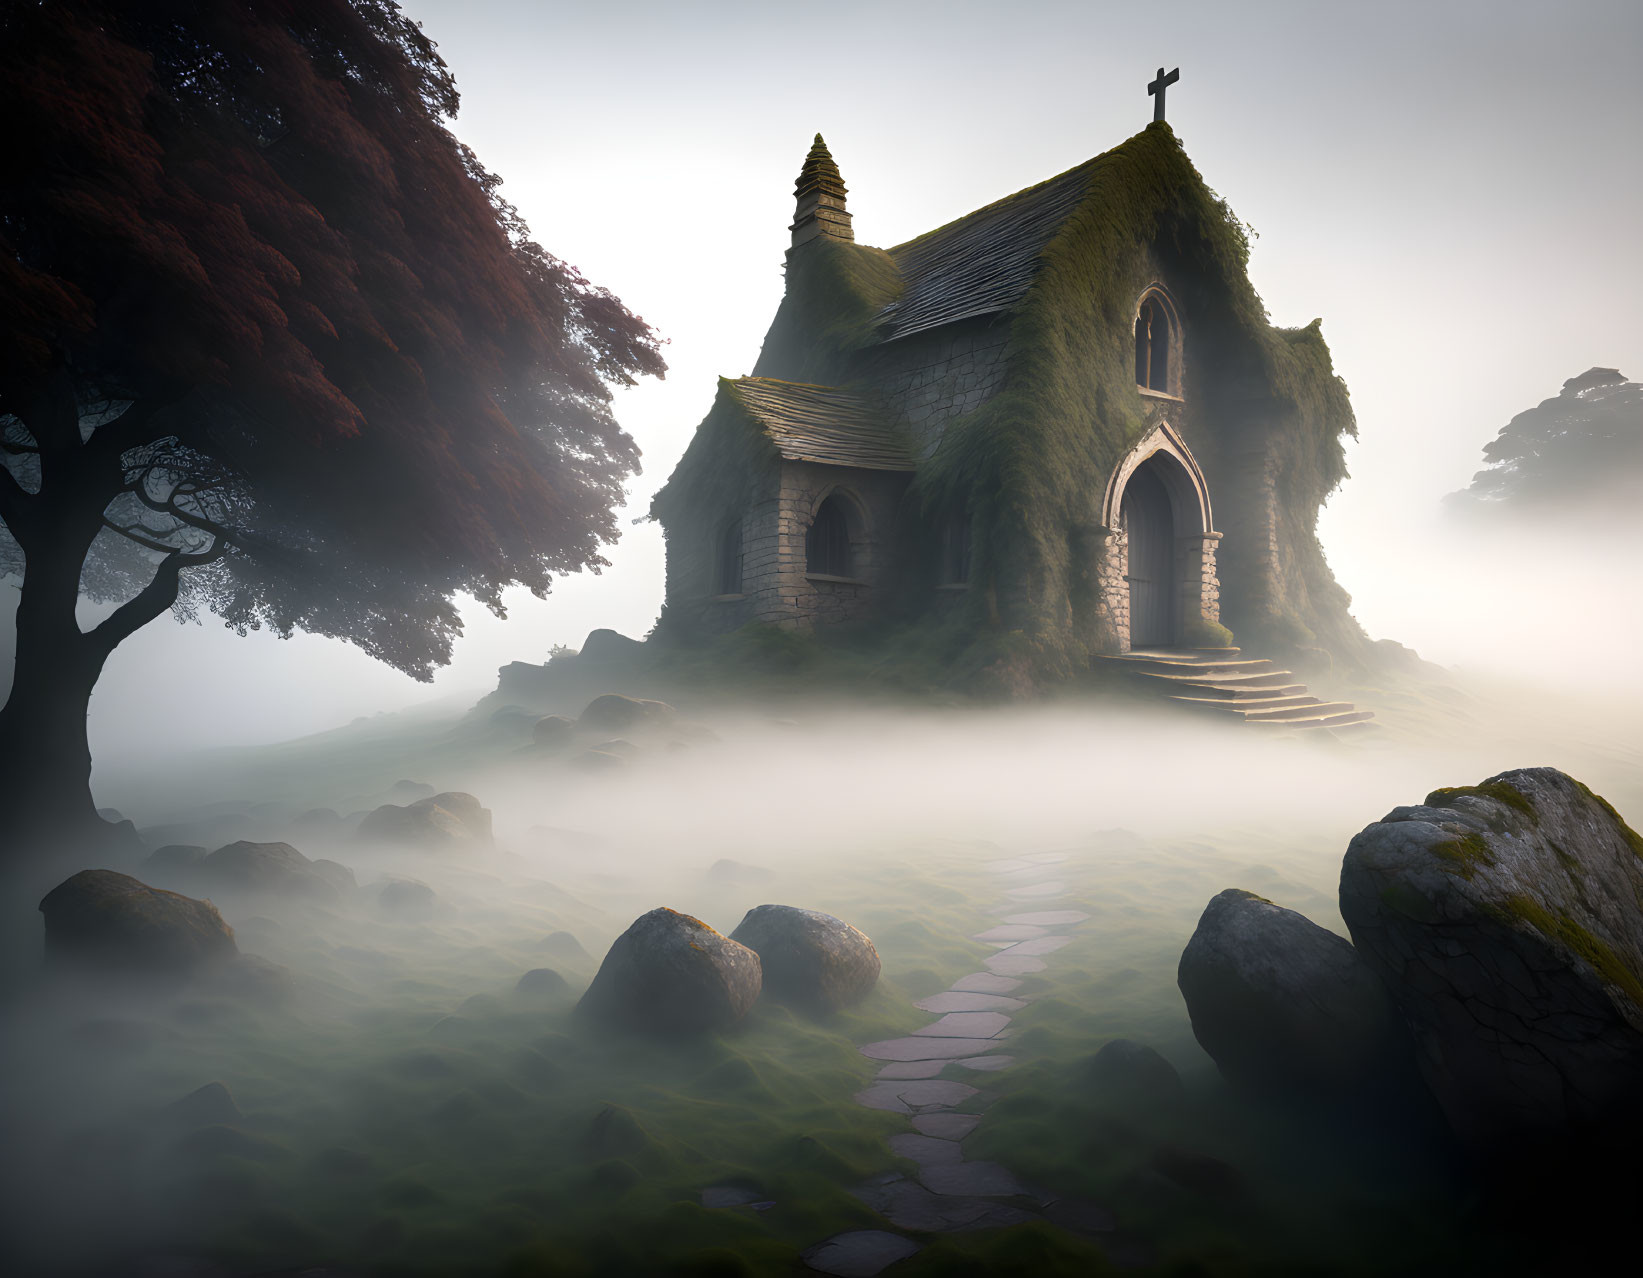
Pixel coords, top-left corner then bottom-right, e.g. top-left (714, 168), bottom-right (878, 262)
top-left (1122, 458), bottom-right (1176, 647)
top-left (1100, 421), bottom-right (1219, 653)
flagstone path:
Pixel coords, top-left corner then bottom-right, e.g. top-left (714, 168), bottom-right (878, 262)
top-left (795, 850), bottom-right (1128, 1276)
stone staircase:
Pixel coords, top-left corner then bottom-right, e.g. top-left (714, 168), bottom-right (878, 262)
top-left (1098, 647), bottom-right (1376, 733)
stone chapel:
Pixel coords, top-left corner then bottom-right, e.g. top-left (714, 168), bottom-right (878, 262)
top-left (650, 113), bottom-right (1369, 675)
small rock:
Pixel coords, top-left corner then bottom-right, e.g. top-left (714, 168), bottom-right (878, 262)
top-left (379, 878), bottom-right (436, 914)
top-left (515, 968), bottom-right (569, 999)
top-left (532, 715), bottom-right (576, 747)
top-left (164, 1082), bottom-right (241, 1128)
top-left (706, 858), bottom-right (774, 885)
top-left (357, 792), bottom-right (492, 849)
top-left (1087, 1039), bottom-right (1186, 1105)
top-left (291, 808), bottom-right (343, 831)
top-left (576, 908), bottom-right (761, 1033)
top-left (730, 904), bottom-right (880, 1012)
top-left (39, 870), bottom-right (236, 978)
top-left (143, 845), bottom-right (208, 875)
top-left (538, 931), bottom-right (591, 962)
top-left (578, 693), bottom-right (676, 734)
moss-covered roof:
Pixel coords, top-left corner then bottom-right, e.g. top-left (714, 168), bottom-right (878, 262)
top-left (879, 158), bottom-right (1096, 342)
top-left (725, 377), bottom-right (914, 471)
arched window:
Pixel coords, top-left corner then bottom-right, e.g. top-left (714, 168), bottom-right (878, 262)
top-left (940, 513), bottom-right (972, 585)
top-left (1134, 292), bottom-right (1178, 394)
top-left (806, 495), bottom-right (852, 576)
top-left (715, 518), bottom-right (743, 594)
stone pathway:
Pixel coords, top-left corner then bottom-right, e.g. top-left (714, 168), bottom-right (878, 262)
top-left (797, 851), bottom-right (1121, 1276)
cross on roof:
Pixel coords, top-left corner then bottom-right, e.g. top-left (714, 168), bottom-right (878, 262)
top-left (1148, 66), bottom-right (1180, 122)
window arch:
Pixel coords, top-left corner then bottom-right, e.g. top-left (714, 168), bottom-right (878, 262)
top-left (714, 518), bottom-right (743, 594)
top-left (806, 495), bottom-right (853, 576)
top-left (1134, 288), bottom-right (1181, 395)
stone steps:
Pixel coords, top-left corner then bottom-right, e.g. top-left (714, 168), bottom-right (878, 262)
top-left (1099, 646), bottom-right (1375, 736)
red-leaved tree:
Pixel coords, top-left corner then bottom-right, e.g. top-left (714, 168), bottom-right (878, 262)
top-left (0, 0), bottom-right (665, 850)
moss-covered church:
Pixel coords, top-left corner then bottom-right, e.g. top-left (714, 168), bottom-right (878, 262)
top-left (651, 119), bottom-right (1369, 682)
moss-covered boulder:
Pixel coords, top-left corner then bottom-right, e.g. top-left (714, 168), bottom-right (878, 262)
top-left (1177, 888), bottom-right (1410, 1094)
top-left (1340, 767), bottom-right (1643, 1155)
top-left (39, 870), bottom-right (236, 976)
top-left (577, 908), bottom-right (761, 1033)
top-left (356, 791), bottom-right (492, 849)
top-left (729, 904), bottom-right (880, 1013)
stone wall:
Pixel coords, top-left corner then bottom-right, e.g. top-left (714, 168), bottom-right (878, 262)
top-left (862, 316), bottom-right (1014, 460)
top-left (660, 461), bottom-right (911, 636)
top-left (754, 461), bottom-right (910, 630)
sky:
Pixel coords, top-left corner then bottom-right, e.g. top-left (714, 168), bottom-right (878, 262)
top-left (18, 0), bottom-right (1642, 758)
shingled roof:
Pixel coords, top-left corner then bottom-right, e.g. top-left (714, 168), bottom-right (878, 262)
top-left (725, 377), bottom-right (915, 471)
top-left (877, 156), bottom-right (1099, 343)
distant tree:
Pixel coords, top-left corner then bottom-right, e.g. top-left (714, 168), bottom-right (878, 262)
top-left (1447, 367), bottom-right (1643, 515)
top-left (0, 0), bottom-right (665, 850)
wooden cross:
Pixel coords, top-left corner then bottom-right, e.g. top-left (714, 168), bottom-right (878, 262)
top-left (1148, 66), bottom-right (1180, 122)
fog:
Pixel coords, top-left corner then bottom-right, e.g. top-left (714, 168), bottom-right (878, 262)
top-left (5, 672), bottom-right (1642, 1272)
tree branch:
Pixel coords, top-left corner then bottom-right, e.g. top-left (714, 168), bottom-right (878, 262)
top-left (87, 543), bottom-right (224, 656)
top-left (100, 515), bottom-right (196, 555)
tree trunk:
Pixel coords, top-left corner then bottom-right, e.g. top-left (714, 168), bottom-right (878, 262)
top-left (0, 516), bottom-right (121, 854)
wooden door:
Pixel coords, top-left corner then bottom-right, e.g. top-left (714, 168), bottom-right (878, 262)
top-left (1123, 464), bottom-right (1176, 648)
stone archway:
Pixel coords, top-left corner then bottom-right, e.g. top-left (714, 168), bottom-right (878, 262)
top-left (1099, 422), bottom-right (1221, 651)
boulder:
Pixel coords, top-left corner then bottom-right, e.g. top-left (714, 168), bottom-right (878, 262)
top-left (392, 780), bottom-right (435, 797)
top-left (538, 931), bottom-right (592, 963)
top-left (1177, 888), bottom-right (1409, 1093)
top-left (1340, 767), bottom-right (1643, 1154)
top-left (196, 841), bottom-right (356, 899)
top-left (577, 907), bottom-right (761, 1033)
top-left (143, 844), bottom-right (208, 875)
top-left (356, 792), bottom-right (492, 849)
top-left (515, 967), bottom-right (570, 999)
top-left (578, 628), bottom-right (644, 664)
top-left (1087, 1039), bottom-right (1186, 1106)
top-left (379, 878), bottom-right (436, 914)
top-left (39, 870), bottom-right (237, 976)
top-left (532, 715), bottom-right (576, 747)
top-left (292, 807), bottom-right (343, 832)
top-left (578, 693), bottom-right (676, 735)
top-left (164, 1082), bottom-right (242, 1128)
top-left (729, 904), bottom-right (880, 1013)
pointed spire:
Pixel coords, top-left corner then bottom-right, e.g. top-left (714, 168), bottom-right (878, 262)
top-left (790, 133), bottom-right (854, 248)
